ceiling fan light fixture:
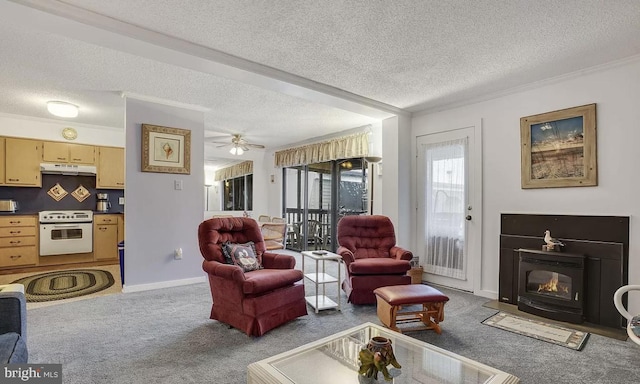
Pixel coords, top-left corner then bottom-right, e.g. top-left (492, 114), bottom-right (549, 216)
top-left (229, 145), bottom-right (244, 155)
top-left (47, 101), bottom-right (79, 118)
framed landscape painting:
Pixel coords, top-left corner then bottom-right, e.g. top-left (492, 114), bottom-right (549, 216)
top-left (520, 104), bottom-right (597, 189)
top-left (142, 124), bottom-right (191, 174)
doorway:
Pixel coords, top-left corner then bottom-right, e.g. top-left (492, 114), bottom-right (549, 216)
top-left (416, 124), bottom-right (482, 292)
top-left (283, 158), bottom-right (366, 252)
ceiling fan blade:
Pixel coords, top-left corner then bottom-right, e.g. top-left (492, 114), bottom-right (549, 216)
top-left (240, 144), bottom-right (250, 151)
top-left (207, 141), bottom-right (230, 146)
top-left (204, 136), bottom-right (232, 142)
top-left (245, 143), bottom-right (265, 149)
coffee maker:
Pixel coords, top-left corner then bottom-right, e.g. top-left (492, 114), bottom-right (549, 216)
top-left (96, 193), bottom-right (111, 212)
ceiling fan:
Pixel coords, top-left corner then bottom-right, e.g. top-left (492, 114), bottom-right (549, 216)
top-left (206, 134), bottom-right (265, 155)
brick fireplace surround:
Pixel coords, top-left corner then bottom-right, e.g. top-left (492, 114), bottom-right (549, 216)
top-left (499, 214), bottom-right (629, 329)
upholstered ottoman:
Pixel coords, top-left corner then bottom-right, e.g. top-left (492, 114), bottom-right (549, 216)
top-left (373, 284), bottom-right (449, 334)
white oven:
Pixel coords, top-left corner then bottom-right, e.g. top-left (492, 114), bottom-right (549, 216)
top-left (39, 210), bottom-right (93, 256)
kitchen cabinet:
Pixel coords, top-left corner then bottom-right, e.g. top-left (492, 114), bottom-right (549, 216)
top-left (5, 138), bottom-right (41, 187)
top-left (42, 141), bottom-right (95, 164)
top-left (97, 146), bottom-right (124, 189)
top-left (0, 138), bottom-right (5, 185)
top-left (94, 215), bottom-right (119, 261)
top-left (0, 216), bottom-right (37, 269)
top-left (117, 214), bottom-right (124, 244)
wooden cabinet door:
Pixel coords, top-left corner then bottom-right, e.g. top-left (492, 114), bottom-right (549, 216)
top-left (0, 138), bottom-right (5, 185)
top-left (117, 215), bottom-right (124, 243)
top-left (42, 141), bottom-right (69, 163)
top-left (69, 144), bottom-right (95, 164)
top-left (94, 221), bottom-right (118, 260)
top-left (97, 147), bottom-right (124, 189)
top-left (5, 138), bottom-right (41, 187)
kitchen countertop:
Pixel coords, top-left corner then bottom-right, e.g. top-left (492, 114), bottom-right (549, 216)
top-left (0, 211), bottom-right (124, 216)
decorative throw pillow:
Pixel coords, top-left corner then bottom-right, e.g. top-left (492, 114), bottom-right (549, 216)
top-left (222, 241), bottom-right (262, 272)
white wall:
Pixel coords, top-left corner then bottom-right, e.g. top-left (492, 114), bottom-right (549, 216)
top-left (123, 98), bottom-right (205, 290)
top-left (382, 115), bottom-right (413, 248)
top-left (0, 112), bottom-right (123, 146)
top-left (412, 57), bottom-right (640, 314)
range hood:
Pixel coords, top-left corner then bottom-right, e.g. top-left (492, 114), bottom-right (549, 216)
top-left (40, 163), bottom-right (97, 176)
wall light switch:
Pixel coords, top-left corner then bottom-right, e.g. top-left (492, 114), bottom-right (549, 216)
top-left (174, 180), bottom-right (183, 190)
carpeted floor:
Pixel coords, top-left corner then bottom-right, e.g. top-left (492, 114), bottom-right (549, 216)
top-left (22, 254), bottom-right (640, 384)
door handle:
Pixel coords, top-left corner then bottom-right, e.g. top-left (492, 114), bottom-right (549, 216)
top-left (466, 215), bottom-right (472, 221)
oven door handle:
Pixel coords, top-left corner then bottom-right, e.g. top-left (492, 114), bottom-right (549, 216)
top-left (51, 224), bottom-right (83, 228)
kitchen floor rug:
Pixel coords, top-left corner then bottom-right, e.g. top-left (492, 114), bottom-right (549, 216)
top-left (482, 312), bottom-right (589, 350)
top-left (12, 269), bottom-right (115, 302)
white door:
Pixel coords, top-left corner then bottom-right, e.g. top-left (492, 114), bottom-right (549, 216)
top-left (416, 125), bottom-right (481, 292)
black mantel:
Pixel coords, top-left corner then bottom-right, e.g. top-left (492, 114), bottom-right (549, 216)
top-left (499, 213), bottom-right (629, 329)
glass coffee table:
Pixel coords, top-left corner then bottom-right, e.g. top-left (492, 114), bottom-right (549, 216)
top-left (248, 322), bottom-right (519, 384)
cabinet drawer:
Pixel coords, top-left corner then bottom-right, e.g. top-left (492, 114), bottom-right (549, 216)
top-left (0, 246), bottom-right (37, 267)
top-left (0, 216), bottom-right (36, 227)
top-left (0, 226), bottom-right (37, 238)
top-left (0, 236), bottom-right (36, 247)
top-left (94, 215), bottom-right (118, 225)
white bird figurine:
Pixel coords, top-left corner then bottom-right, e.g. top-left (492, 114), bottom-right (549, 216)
top-left (544, 230), bottom-right (564, 247)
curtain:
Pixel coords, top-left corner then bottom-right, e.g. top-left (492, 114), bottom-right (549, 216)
top-left (423, 138), bottom-right (467, 280)
top-left (274, 132), bottom-right (369, 167)
top-left (214, 161), bottom-right (253, 181)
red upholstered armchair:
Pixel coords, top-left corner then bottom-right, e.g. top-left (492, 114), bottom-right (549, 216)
top-left (337, 215), bottom-right (413, 304)
top-left (198, 217), bottom-right (307, 336)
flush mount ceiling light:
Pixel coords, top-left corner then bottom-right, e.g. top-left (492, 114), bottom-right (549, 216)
top-left (47, 101), bottom-right (79, 118)
top-left (229, 145), bottom-right (244, 155)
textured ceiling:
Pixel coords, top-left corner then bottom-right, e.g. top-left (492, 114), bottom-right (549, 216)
top-left (0, 18), bottom-right (377, 149)
top-left (2, 0), bottom-right (640, 155)
top-left (58, 0), bottom-right (640, 111)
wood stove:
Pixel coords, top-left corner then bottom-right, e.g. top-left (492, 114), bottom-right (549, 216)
top-left (499, 214), bottom-right (629, 329)
top-left (518, 249), bottom-right (585, 323)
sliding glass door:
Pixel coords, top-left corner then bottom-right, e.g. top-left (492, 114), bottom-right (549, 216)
top-left (283, 158), bottom-right (365, 252)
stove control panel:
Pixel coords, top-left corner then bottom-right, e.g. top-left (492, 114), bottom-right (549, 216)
top-left (39, 210), bottom-right (93, 223)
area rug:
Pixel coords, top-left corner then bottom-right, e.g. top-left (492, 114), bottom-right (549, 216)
top-left (12, 269), bottom-right (115, 302)
top-left (482, 312), bottom-right (589, 350)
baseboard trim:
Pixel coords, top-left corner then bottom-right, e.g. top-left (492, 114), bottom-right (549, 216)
top-left (122, 276), bottom-right (206, 293)
top-left (476, 289), bottom-right (498, 300)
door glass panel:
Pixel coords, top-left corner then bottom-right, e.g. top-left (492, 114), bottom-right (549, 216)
top-left (283, 159), bottom-right (364, 252)
top-left (423, 138), bottom-right (467, 280)
top-left (337, 159), bottom-right (367, 220)
top-left (284, 166), bottom-right (305, 251)
top-left (308, 162), bottom-right (332, 250)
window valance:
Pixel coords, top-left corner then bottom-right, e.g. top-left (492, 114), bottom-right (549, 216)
top-left (274, 132), bottom-right (369, 167)
top-left (214, 161), bottom-right (253, 181)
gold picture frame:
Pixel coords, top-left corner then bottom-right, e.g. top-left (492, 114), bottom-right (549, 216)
top-left (520, 104), bottom-right (596, 189)
top-left (142, 124), bottom-right (191, 174)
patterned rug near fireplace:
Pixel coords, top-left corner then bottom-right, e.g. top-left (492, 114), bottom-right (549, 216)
top-left (12, 269), bottom-right (115, 302)
top-left (482, 312), bottom-right (589, 350)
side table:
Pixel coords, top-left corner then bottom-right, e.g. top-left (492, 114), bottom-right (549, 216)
top-left (301, 250), bottom-right (342, 313)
